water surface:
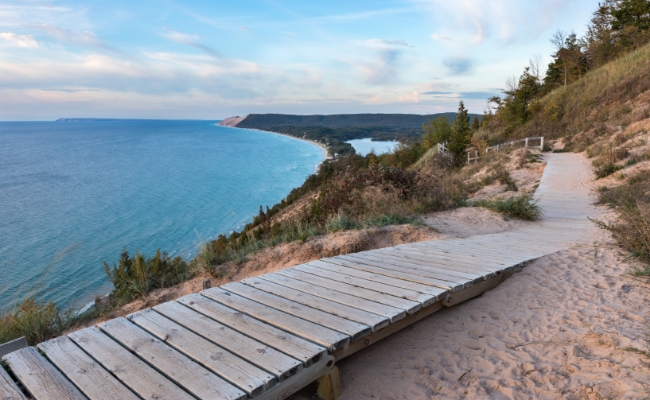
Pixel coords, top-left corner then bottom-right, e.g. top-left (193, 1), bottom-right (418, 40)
top-left (0, 120), bottom-right (324, 309)
top-left (347, 138), bottom-right (400, 156)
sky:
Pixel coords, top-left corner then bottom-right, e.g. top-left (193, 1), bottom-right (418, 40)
top-left (0, 0), bottom-right (599, 120)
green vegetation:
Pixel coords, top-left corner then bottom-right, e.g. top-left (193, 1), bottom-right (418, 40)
top-left (481, 0), bottom-right (650, 146)
top-left (473, 194), bottom-right (543, 221)
top-left (593, 171), bottom-right (650, 266)
top-left (237, 112), bottom-right (482, 157)
top-left (0, 299), bottom-right (73, 345)
top-left (104, 249), bottom-right (192, 305)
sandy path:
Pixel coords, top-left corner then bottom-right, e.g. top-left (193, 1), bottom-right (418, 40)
top-left (290, 153), bottom-right (650, 399)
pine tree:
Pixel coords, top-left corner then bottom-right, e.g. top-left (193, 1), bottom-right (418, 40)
top-left (448, 101), bottom-right (471, 166)
top-left (471, 116), bottom-right (480, 131)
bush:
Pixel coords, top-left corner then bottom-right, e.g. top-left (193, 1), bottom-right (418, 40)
top-left (594, 171), bottom-right (650, 264)
top-left (104, 249), bottom-right (191, 305)
top-left (0, 299), bottom-right (68, 345)
top-left (595, 162), bottom-right (624, 179)
top-left (473, 194), bottom-right (543, 220)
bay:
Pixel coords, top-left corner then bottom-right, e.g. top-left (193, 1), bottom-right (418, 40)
top-left (347, 138), bottom-right (399, 156)
top-left (0, 120), bottom-right (325, 310)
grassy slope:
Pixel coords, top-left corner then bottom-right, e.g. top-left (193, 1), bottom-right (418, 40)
top-left (513, 43), bottom-right (650, 143)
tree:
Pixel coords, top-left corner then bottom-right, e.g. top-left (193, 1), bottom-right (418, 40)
top-left (448, 101), bottom-right (471, 166)
top-left (550, 30), bottom-right (568, 87)
top-left (471, 116), bottom-right (480, 131)
top-left (422, 116), bottom-right (452, 149)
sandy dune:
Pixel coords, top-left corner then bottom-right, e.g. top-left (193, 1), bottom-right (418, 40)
top-left (289, 154), bottom-right (650, 399)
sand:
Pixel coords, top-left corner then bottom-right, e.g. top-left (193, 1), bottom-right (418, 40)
top-left (287, 156), bottom-right (650, 400)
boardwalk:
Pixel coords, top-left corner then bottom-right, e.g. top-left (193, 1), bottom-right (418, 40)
top-left (1, 154), bottom-right (596, 400)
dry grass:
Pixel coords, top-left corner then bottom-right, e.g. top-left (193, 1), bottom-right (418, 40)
top-left (593, 171), bottom-right (650, 266)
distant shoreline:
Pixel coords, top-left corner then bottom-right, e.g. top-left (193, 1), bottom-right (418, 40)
top-left (218, 123), bottom-right (330, 165)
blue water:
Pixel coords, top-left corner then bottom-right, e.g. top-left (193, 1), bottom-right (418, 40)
top-left (0, 120), bottom-right (325, 310)
top-left (347, 138), bottom-right (400, 156)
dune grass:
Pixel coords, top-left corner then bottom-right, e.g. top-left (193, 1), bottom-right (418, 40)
top-left (473, 194), bottom-right (543, 221)
top-left (593, 171), bottom-right (650, 268)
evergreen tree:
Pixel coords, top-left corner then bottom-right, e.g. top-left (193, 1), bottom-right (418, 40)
top-left (422, 116), bottom-right (452, 149)
top-left (471, 116), bottom-right (480, 131)
top-left (448, 101), bottom-right (471, 166)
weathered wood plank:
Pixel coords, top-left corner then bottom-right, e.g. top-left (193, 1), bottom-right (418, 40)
top-left (333, 255), bottom-right (463, 292)
top-left (38, 336), bottom-right (138, 400)
top-left (152, 301), bottom-right (303, 382)
top-left (290, 264), bottom-right (436, 308)
top-left (176, 293), bottom-right (327, 366)
top-left (3, 346), bottom-right (86, 400)
top-left (129, 308), bottom-right (276, 397)
top-left (372, 249), bottom-right (500, 276)
top-left (68, 327), bottom-right (195, 400)
top-left (246, 276), bottom-right (399, 325)
top-left (201, 288), bottom-right (350, 351)
top-left (99, 317), bottom-right (246, 400)
top-left (352, 252), bottom-right (486, 283)
top-left (307, 260), bottom-right (447, 300)
top-left (0, 362), bottom-right (27, 400)
top-left (267, 269), bottom-right (416, 316)
top-left (389, 243), bottom-right (516, 267)
top-left (224, 281), bottom-right (378, 337)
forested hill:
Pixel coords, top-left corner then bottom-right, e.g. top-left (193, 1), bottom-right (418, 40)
top-left (233, 112), bottom-right (478, 129)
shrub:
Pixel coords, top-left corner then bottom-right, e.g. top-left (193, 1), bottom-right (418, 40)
top-left (104, 249), bottom-right (191, 305)
top-left (593, 171), bottom-right (650, 264)
top-left (0, 299), bottom-right (68, 345)
top-left (473, 194), bottom-right (543, 220)
top-left (595, 162), bottom-right (624, 179)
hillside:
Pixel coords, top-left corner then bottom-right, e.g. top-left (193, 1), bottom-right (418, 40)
top-left (229, 113), bottom-right (475, 129)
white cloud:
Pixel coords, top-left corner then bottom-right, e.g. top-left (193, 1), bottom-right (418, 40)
top-left (161, 29), bottom-right (221, 58)
top-left (0, 32), bottom-right (38, 48)
top-left (421, 0), bottom-right (569, 46)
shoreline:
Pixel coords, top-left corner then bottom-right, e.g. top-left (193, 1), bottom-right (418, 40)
top-left (217, 123), bottom-right (331, 168)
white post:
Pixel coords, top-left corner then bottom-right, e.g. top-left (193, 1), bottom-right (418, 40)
top-left (540, 137), bottom-right (544, 151)
top-left (525, 138), bottom-right (529, 148)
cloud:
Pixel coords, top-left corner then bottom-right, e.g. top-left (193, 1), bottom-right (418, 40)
top-left (422, 90), bottom-right (498, 100)
top-left (421, 0), bottom-right (569, 45)
top-left (29, 24), bottom-right (122, 53)
top-left (161, 29), bottom-right (221, 58)
top-left (352, 39), bottom-right (413, 85)
top-left (0, 32), bottom-right (38, 48)
top-left (442, 56), bottom-right (474, 75)
top-left (431, 33), bottom-right (454, 42)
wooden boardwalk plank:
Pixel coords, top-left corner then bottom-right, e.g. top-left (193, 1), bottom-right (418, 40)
top-left (274, 267), bottom-right (423, 313)
top-left (394, 244), bottom-right (527, 265)
top-left (290, 264), bottom-right (435, 308)
top-left (225, 281), bottom-right (379, 336)
top-left (129, 308), bottom-right (276, 397)
top-left (201, 288), bottom-right (350, 351)
top-left (175, 293), bottom-right (327, 366)
top-left (153, 301), bottom-right (303, 381)
top-left (0, 358), bottom-right (28, 400)
top-left (38, 336), bottom-right (138, 400)
top-left (69, 327), bottom-right (196, 400)
top-left (307, 260), bottom-right (447, 300)
top-left (374, 249), bottom-right (504, 276)
top-left (99, 317), bottom-right (246, 400)
top-left (3, 346), bottom-right (86, 400)
top-left (353, 251), bottom-right (486, 283)
top-left (334, 255), bottom-right (464, 292)
top-left (247, 275), bottom-right (401, 324)
top-left (343, 253), bottom-right (477, 287)
top-left (411, 242), bottom-right (545, 261)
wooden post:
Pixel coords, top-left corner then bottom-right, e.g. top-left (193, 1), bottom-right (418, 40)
top-left (202, 279), bottom-right (211, 290)
top-left (540, 137), bottom-right (544, 151)
top-left (316, 366), bottom-right (341, 400)
top-left (525, 138), bottom-right (529, 148)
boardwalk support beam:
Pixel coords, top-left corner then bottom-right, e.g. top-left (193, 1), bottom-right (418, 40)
top-left (316, 366), bottom-right (341, 400)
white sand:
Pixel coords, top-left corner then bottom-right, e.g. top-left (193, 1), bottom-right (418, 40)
top-left (289, 154), bottom-right (650, 399)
